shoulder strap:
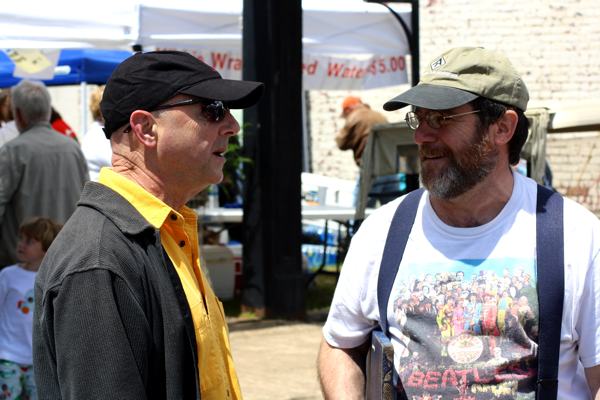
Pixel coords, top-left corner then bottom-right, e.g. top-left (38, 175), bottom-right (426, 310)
top-left (535, 185), bottom-right (564, 400)
top-left (377, 188), bottom-right (425, 335)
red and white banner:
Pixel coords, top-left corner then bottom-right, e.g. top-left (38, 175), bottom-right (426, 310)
top-left (302, 53), bottom-right (408, 90)
top-left (157, 47), bottom-right (408, 90)
top-left (141, 2), bottom-right (412, 91)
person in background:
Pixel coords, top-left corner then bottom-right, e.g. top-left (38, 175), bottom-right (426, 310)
top-left (0, 217), bottom-right (62, 400)
top-left (335, 95), bottom-right (388, 166)
top-left (0, 89), bottom-right (18, 148)
top-left (50, 107), bottom-right (78, 141)
top-left (81, 85), bottom-right (112, 181)
top-left (33, 51), bottom-right (264, 399)
top-left (0, 80), bottom-right (88, 268)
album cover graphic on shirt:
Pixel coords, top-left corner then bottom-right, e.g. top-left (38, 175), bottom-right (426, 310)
top-left (391, 258), bottom-right (539, 399)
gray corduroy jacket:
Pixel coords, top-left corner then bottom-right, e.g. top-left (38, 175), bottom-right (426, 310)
top-left (0, 123), bottom-right (88, 267)
top-left (33, 181), bottom-right (200, 400)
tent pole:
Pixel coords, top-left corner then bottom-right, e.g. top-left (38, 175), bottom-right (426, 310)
top-left (242, 0), bottom-right (305, 319)
top-left (365, 0), bottom-right (420, 85)
top-left (80, 82), bottom-right (88, 139)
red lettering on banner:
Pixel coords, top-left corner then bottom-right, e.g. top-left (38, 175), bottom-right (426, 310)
top-left (327, 63), bottom-right (371, 79)
top-left (441, 368), bottom-right (459, 388)
top-left (355, 67), bottom-right (365, 78)
top-left (212, 52), bottom-right (228, 69)
top-left (389, 56), bottom-right (406, 72)
top-left (229, 57), bottom-right (242, 70)
top-left (327, 62), bottom-right (345, 77)
top-left (342, 66), bottom-right (353, 78)
top-left (211, 52), bottom-right (242, 70)
top-left (302, 60), bottom-right (319, 75)
top-left (423, 371), bottom-right (441, 390)
top-left (367, 61), bottom-right (377, 75)
top-left (397, 56), bottom-right (406, 70)
top-left (407, 370), bottom-right (425, 387)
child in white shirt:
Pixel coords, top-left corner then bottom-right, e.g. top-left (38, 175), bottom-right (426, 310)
top-left (0, 217), bottom-right (62, 400)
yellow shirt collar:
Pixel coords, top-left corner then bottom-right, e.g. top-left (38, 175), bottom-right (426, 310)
top-left (98, 168), bottom-right (196, 228)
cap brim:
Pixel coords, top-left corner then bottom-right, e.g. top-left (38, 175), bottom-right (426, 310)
top-left (179, 78), bottom-right (265, 109)
top-left (383, 84), bottom-right (478, 111)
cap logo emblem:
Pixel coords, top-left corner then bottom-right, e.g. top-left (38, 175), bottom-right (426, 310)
top-left (430, 56), bottom-right (446, 71)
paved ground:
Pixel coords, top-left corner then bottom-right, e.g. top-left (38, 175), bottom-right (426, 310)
top-left (229, 319), bottom-right (325, 400)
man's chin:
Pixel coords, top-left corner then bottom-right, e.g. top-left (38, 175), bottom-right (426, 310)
top-left (421, 172), bottom-right (464, 200)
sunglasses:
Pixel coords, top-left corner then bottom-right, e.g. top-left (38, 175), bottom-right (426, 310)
top-left (405, 109), bottom-right (480, 130)
top-left (151, 98), bottom-right (229, 122)
top-left (123, 98), bottom-right (229, 133)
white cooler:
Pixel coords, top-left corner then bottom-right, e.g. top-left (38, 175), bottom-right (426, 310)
top-left (200, 244), bottom-right (235, 300)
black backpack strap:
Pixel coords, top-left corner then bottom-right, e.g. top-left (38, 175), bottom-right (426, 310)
top-left (535, 185), bottom-right (564, 400)
top-left (377, 188), bottom-right (425, 335)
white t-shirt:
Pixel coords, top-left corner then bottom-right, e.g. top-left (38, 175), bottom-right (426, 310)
top-left (81, 120), bottom-right (112, 182)
top-left (323, 173), bottom-right (600, 399)
top-left (0, 264), bottom-right (36, 365)
top-left (0, 120), bottom-right (19, 148)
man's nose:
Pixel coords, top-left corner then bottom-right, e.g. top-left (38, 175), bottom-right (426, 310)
top-left (413, 124), bottom-right (438, 145)
top-left (222, 112), bottom-right (240, 136)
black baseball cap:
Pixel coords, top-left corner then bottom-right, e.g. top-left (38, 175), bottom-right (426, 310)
top-left (101, 51), bottom-right (265, 138)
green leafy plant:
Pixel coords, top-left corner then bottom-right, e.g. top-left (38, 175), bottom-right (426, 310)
top-left (220, 135), bottom-right (253, 205)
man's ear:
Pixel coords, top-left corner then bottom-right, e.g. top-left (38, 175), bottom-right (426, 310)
top-left (493, 109), bottom-right (519, 145)
top-left (129, 110), bottom-right (158, 147)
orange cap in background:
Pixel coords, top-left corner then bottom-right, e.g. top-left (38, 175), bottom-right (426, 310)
top-left (340, 96), bottom-right (362, 116)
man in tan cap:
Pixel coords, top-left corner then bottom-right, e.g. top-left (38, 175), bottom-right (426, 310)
top-left (318, 47), bottom-right (600, 399)
top-left (336, 95), bottom-right (387, 166)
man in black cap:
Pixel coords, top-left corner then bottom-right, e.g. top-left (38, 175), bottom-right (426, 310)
top-left (33, 51), bottom-right (264, 400)
top-left (318, 47), bottom-right (600, 399)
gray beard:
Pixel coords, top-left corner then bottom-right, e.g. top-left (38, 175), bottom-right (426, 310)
top-left (423, 161), bottom-right (494, 199)
top-left (420, 133), bottom-right (498, 200)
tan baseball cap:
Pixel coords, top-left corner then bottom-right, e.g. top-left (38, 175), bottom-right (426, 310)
top-left (383, 47), bottom-right (529, 112)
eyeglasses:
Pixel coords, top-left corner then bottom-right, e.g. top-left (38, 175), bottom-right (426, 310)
top-left (123, 98), bottom-right (229, 133)
top-left (405, 109), bottom-right (480, 130)
top-left (151, 98), bottom-right (229, 123)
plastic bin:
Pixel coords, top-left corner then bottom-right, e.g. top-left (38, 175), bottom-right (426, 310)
top-left (201, 244), bottom-right (235, 300)
top-left (227, 243), bottom-right (243, 296)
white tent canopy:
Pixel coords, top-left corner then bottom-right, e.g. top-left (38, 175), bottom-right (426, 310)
top-left (0, 2), bottom-right (136, 49)
top-left (0, 0), bottom-right (412, 90)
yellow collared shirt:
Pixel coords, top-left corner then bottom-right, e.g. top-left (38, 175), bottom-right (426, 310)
top-left (99, 168), bottom-right (242, 400)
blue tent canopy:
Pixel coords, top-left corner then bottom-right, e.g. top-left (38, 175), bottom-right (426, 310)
top-left (0, 49), bottom-right (131, 88)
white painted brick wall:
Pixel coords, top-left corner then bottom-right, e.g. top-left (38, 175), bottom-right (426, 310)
top-left (547, 133), bottom-right (600, 214)
top-left (308, 0), bottom-right (600, 213)
top-left (306, 85), bottom-right (408, 181)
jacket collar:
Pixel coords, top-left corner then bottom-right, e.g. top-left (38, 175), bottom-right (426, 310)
top-left (21, 122), bottom-right (53, 134)
top-left (77, 181), bottom-right (155, 236)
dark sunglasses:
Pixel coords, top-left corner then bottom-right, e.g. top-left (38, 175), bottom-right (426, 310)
top-left (123, 98), bottom-right (228, 133)
top-left (151, 98), bottom-right (229, 122)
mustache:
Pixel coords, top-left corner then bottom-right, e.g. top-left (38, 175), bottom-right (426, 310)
top-left (419, 145), bottom-right (451, 159)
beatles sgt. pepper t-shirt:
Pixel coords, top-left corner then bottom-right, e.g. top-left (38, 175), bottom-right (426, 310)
top-left (324, 172), bottom-right (600, 400)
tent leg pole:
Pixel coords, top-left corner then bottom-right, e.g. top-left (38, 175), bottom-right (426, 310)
top-left (79, 82), bottom-right (87, 140)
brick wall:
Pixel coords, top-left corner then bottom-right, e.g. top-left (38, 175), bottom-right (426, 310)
top-left (547, 133), bottom-right (600, 213)
top-left (307, 0), bottom-right (600, 213)
top-left (306, 86), bottom-right (408, 181)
